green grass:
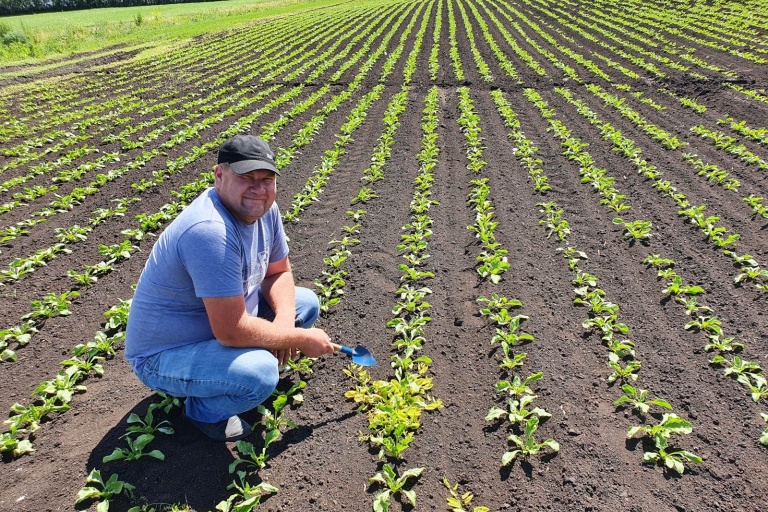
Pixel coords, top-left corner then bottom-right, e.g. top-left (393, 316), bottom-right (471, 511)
top-left (0, 0), bottom-right (343, 66)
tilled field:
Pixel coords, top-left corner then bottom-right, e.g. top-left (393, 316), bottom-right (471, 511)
top-left (1, 0), bottom-right (767, 510)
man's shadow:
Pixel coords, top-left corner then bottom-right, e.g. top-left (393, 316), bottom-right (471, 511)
top-left (83, 382), bottom-right (357, 511)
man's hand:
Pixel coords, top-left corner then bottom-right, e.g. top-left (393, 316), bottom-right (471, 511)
top-left (272, 348), bottom-right (298, 366)
top-left (296, 327), bottom-right (335, 358)
top-left (203, 294), bottom-right (333, 359)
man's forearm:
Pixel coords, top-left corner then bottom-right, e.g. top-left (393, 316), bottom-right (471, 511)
top-left (259, 269), bottom-right (296, 322)
top-left (202, 277), bottom-right (331, 356)
top-left (225, 314), bottom-right (308, 350)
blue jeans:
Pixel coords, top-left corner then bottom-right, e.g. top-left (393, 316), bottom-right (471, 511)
top-left (133, 287), bottom-right (319, 423)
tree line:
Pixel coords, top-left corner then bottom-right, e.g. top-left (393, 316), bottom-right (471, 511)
top-left (0, 0), bottom-right (223, 17)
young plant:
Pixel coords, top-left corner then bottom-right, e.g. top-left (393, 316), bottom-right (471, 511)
top-left (55, 224), bottom-right (91, 243)
top-left (369, 464), bottom-right (424, 512)
top-left (6, 398), bottom-right (70, 434)
top-left (32, 366), bottom-right (86, 404)
top-left (643, 434), bottom-right (702, 475)
top-left (684, 314), bottom-right (723, 335)
top-left (76, 469), bottom-right (136, 512)
top-left (346, 209), bottom-right (366, 222)
top-left (613, 218), bottom-right (652, 241)
top-left (477, 293), bottom-right (522, 312)
top-left (216, 473), bottom-right (277, 512)
top-left (538, 202), bottom-right (570, 240)
top-left (102, 433), bottom-right (165, 463)
top-left (228, 439), bottom-right (269, 472)
top-left (613, 384), bottom-right (672, 414)
top-left (704, 335), bottom-right (744, 353)
top-left (398, 264), bottom-right (434, 281)
top-left (0, 321), bottom-right (38, 361)
top-left (23, 291), bottom-right (80, 320)
top-left (230, 380), bottom-right (306, 473)
top-left (443, 478), bottom-right (489, 512)
top-left (285, 356), bottom-right (314, 376)
top-left (123, 407), bottom-right (175, 438)
top-left (737, 373), bottom-right (768, 403)
top-left (662, 276), bottom-right (705, 298)
top-left (352, 186), bottom-right (377, 204)
top-left (0, 429), bottom-right (33, 457)
top-left (495, 372), bottom-right (543, 396)
top-left (643, 254), bottom-right (674, 269)
top-left (628, 413), bottom-right (693, 441)
top-left (477, 251), bottom-right (510, 283)
top-left (98, 240), bottom-right (137, 262)
top-left (504, 416), bottom-right (560, 467)
top-left (499, 349), bottom-right (527, 371)
top-left (104, 299), bottom-right (132, 332)
top-left (607, 353), bottom-right (641, 383)
top-left (61, 355), bottom-right (105, 376)
top-left (72, 331), bottom-right (122, 360)
top-left (486, 394), bottom-right (551, 424)
top-left (710, 355), bottom-right (762, 378)
top-left (68, 267), bottom-right (98, 286)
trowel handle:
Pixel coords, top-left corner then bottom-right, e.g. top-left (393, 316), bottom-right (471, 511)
top-left (331, 343), bottom-right (355, 356)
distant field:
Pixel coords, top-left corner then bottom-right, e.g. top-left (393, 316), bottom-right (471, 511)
top-left (0, 0), bottom-right (339, 64)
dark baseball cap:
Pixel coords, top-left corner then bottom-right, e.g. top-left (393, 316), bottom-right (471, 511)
top-left (217, 134), bottom-right (279, 175)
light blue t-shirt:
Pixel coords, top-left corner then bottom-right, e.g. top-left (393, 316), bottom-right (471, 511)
top-left (125, 187), bottom-right (289, 370)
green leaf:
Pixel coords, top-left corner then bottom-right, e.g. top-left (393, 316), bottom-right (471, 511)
top-left (666, 456), bottom-right (684, 474)
top-left (400, 466), bottom-right (425, 480)
top-left (679, 450), bottom-right (703, 464)
top-left (368, 473), bottom-right (388, 486)
top-left (12, 439), bottom-right (33, 456)
top-left (613, 396), bottom-right (632, 406)
top-left (643, 451), bottom-right (659, 463)
top-left (662, 415), bottom-right (693, 434)
top-left (132, 433), bottom-right (154, 450)
top-left (1, 348), bottom-right (17, 361)
top-left (648, 398), bottom-right (673, 410)
top-left (104, 473), bottom-right (128, 494)
top-left (259, 482), bottom-right (279, 494)
top-left (525, 417), bottom-right (540, 436)
top-left (272, 394), bottom-right (288, 412)
top-left (76, 486), bottom-right (103, 503)
top-left (372, 490), bottom-right (390, 512)
top-left (228, 458), bottom-right (245, 475)
top-left (402, 489), bottom-right (417, 507)
top-left (485, 406), bottom-right (506, 421)
top-left (265, 428), bottom-right (280, 447)
top-left (146, 449), bottom-right (165, 460)
top-left (541, 439), bottom-right (560, 451)
top-left (102, 448), bottom-right (127, 463)
top-left (501, 450), bottom-right (520, 466)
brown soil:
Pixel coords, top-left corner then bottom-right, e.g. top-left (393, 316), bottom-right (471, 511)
top-left (1, 1), bottom-right (767, 511)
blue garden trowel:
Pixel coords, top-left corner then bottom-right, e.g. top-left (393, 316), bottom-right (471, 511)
top-left (331, 343), bottom-right (377, 366)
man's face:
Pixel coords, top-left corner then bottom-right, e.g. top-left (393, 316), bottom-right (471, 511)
top-left (214, 164), bottom-right (277, 224)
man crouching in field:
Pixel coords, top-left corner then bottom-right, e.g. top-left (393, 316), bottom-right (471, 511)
top-left (125, 134), bottom-right (334, 442)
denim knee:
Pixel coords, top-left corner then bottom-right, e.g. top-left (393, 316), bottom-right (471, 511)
top-left (239, 354), bottom-right (280, 406)
top-left (296, 287), bottom-right (320, 328)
